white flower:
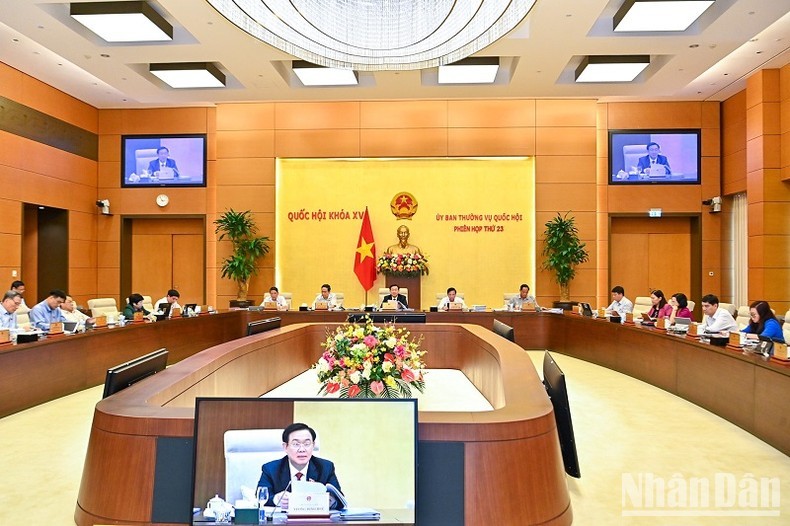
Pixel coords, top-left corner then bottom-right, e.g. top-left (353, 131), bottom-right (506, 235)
top-left (382, 361), bottom-right (393, 372)
top-left (316, 357), bottom-right (330, 373)
top-left (385, 337), bottom-right (397, 348)
top-left (352, 342), bottom-right (367, 353)
top-left (349, 371), bottom-right (361, 384)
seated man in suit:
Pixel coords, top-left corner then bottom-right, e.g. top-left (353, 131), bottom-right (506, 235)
top-left (636, 142), bottom-right (671, 175)
top-left (257, 423), bottom-right (343, 510)
top-left (147, 146), bottom-right (180, 179)
top-left (29, 289), bottom-right (68, 331)
top-left (438, 287), bottom-right (467, 311)
top-left (381, 284), bottom-right (408, 309)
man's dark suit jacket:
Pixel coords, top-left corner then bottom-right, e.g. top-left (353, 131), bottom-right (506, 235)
top-left (147, 158), bottom-right (180, 177)
top-left (381, 294), bottom-right (408, 308)
top-left (636, 154), bottom-right (671, 175)
top-left (257, 456), bottom-right (342, 508)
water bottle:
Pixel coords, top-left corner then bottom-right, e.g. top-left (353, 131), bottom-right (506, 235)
top-left (257, 486), bottom-right (269, 523)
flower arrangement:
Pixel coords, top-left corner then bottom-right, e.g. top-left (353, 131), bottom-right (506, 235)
top-left (376, 252), bottom-right (429, 277)
top-left (313, 317), bottom-right (427, 398)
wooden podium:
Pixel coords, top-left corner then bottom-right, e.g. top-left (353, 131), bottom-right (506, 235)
top-left (385, 274), bottom-right (421, 310)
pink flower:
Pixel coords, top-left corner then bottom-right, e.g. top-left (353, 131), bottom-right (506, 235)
top-left (325, 382), bottom-right (340, 394)
top-left (370, 381), bottom-right (384, 395)
top-left (363, 335), bottom-right (378, 348)
top-left (401, 369), bottom-right (415, 382)
top-left (384, 353), bottom-right (395, 362)
top-left (348, 385), bottom-right (361, 397)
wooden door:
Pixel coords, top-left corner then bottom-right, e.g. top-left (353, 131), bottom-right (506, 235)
top-left (610, 217), bottom-right (692, 300)
top-left (130, 218), bottom-right (204, 305)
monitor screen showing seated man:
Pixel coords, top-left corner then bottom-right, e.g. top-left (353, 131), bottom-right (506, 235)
top-left (192, 398), bottom-right (417, 523)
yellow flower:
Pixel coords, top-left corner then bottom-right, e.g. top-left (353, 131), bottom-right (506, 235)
top-left (385, 376), bottom-right (397, 388)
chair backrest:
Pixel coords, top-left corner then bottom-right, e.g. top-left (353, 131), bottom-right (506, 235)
top-left (687, 300), bottom-right (695, 312)
top-left (15, 304), bottom-right (30, 327)
top-left (623, 144), bottom-right (647, 171)
top-left (142, 295), bottom-right (155, 313)
top-left (224, 429), bottom-right (320, 504)
top-left (632, 296), bottom-right (652, 317)
top-left (377, 288), bottom-right (409, 305)
top-left (784, 310), bottom-right (790, 344)
top-left (135, 148), bottom-right (158, 174)
top-left (88, 298), bottom-right (120, 318)
top-left (718, 302), bottom-right (737, 317)
top-left (503, 293), bottom-right (519, 304)
top-left (333, 292), bottom-right (344, 307)
top-left (736, 306), bottom-right (751, 330)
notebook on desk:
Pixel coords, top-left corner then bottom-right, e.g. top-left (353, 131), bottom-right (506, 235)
top-left (63, 321), bottom-right (78, 333)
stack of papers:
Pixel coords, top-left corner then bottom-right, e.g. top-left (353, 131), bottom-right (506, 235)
top-left (339, 508), bottom-right (381, 520)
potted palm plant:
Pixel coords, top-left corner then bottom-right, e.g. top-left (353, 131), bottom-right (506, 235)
top-left (214, 209), bottom-right (269, 301)
top-left (541, 211), bottom-right (589, 306)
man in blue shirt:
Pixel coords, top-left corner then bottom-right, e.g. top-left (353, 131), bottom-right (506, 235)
top-left (0, 291), bottom-right (23, 329)
top-left (29, 289), bottom-right (68, 331)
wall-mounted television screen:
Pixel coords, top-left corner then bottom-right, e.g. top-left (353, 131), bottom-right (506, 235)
top-left (121, 134), bottom-right (206, 187)
top-left (191, 397), bottom-right (417, 524)
top-left (609, 129), bottom-right (700, 185)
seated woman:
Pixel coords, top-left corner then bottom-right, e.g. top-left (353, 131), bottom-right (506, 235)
top-left (122, 293), bottom-right (151, 319)
top-left (647, 289), bottom-right (668, 319)
top-left (741, 300), bottom-right (785, 343)
top-left (664, 292), bottom-right (694, 325)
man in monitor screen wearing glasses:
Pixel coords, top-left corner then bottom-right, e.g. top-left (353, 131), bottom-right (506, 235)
top-left (257, 423), bottom-right (343, 510)
top-left (636, 142), bottom-right (672, 175)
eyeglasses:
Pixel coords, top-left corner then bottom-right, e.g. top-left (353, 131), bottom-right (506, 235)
top-left (750, 313), bottom-right (759, 319)
top-left (288, 440), bottom-right (314, 450)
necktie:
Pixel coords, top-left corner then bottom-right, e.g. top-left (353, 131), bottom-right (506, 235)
top-left (295, 472), bottom-right (303, 481)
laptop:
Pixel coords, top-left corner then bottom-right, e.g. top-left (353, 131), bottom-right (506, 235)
top-left (579, 302), bottom-right (593, 317)
top-left (183, 303), bottom-right (197, 315)
top-left (63, 321), bottom-right (78, 333)
top-left (673, 317), bottom-right (692, 332)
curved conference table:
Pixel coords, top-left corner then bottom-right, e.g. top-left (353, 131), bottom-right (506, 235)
top-left (2, 310), bottom-right (788, 525)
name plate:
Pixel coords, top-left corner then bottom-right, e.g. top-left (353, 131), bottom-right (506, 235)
top-left (133, 311), bottom-right (144, 322)
top-left (49, 321), bottom-right (64, 334)
top-left (773, 342), bottom-right (788, 361)
top-left (314, 301), bottom-right (329, 311)
top-left (656, 318), bottom-right (667, 330)
top-left (598, 308), bottom-right (607, 317)
top-left (625, 312), bottom-right (633, 323)
top-left (0, 328), bottom-right (9, 343)
top-left (288, 492), bottom-right (329, 515)
top-left (381, 300), bottom-right (398, 311)
top-left (688, 323), bottom-right (700, 336)
top-left (448, 301), bottom-right (463, 311)
top-left (94, 315), bottom-right (107, 327)
top-left (728, 332), bottom-right (743, 347)
top-left (263, 301), bottom-right (278, 310)
top-left (171, 307), bottom-right (182, 317)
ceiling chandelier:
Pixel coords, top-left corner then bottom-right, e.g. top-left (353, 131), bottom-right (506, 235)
top-left (206, 0), bottom-right (537, 71)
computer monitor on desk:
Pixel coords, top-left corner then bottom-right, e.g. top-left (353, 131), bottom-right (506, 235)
top-left (192, 398), bottom-right (417, 524)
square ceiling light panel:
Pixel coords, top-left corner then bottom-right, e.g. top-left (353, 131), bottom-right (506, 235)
top-left (70, 1), bottom-right (172, 42)
top-left (149, 62), bottom-right (226, 88)
top-left (575, 55), bottom-right (650, 83)
top-left (438, 57), bottom-right (500, 84)
top-left (292, 61), bottom-right (358, 86)
top-left (614, 0), bottom-right (715, 32)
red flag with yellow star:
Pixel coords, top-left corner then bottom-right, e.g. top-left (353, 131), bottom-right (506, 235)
top-left (354, 207), bottom-right (376, 290)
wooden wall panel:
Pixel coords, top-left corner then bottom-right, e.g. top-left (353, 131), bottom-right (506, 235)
top-left (275, 102), bottom-right (359, 129)
top-left (447, 128), bottom-right (534, 156)
top-left (535, 156), bottom-right (596, 184)
top-left (214, 158), bottom-right (275, 186)
top-left (535, 183), bottom-right (596, 212)
top-left (607, 102), bottom-right (703, 129)
top-left (0, 199), bottom-right (21, 235)
top-left (19, 75), bottom-right (98, 132)
top-left (535, 99), bottom-right (597, 127)
top-left (215, 186), bottom-right (274, 214)
top-left (360, 101), bottom-right (447, 128)
top-left (360, 128), bottom-right (447, 157)
top-left (535, 127), bottom-right (596, 156)
top-left (274, 129), bottom-right (359, 158)
top-left (448, 100), bottom-right (535, 127)
top-left (216, 130), bottom-right (275, 158)
top-left (217, 103), bottom-right (274, 130)
top-left (119, 108), bottom-right (209, 134)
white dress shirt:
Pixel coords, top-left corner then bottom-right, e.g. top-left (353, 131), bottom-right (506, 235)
top-left (0, 303), bottom-right (17, 329)
top-left (313, 293), bottom-right (337, 309)
top-left (155, 297), bottom-right (182, 316)
top-left (703, 307), bottom-right (739, 334)
top-left (438, 296), bottom-right (468, 311)
top-left (262, 294), bottom-right (288, 308)
top-left (606, 296), bottom-right (634, 317)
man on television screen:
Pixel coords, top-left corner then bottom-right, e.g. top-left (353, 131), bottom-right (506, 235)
top-left (257, 423), bottom-right (343, 510)
top-left (636, 142), bottom-right (671, 175)
top-left (147, 146), bottom-right (180, 179)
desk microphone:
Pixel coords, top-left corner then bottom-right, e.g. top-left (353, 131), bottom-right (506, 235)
top-left (273, 480), bottom-right (292, 513)
top-left (397, 300), bottom-right (409, 311)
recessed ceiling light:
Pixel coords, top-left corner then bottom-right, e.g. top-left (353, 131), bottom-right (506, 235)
top-left (70, 1), bottom-right (173, 43)
top-left (575, 55), bottom-right (650, 83)
top-left (292, 61), bottom-right (358, 86)
top-left (614, 0), bottom-right (715, 32)
top-left (149, 62), bottom-right (226, 88)
top-left (438, 57), bottom-right (500, 84)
